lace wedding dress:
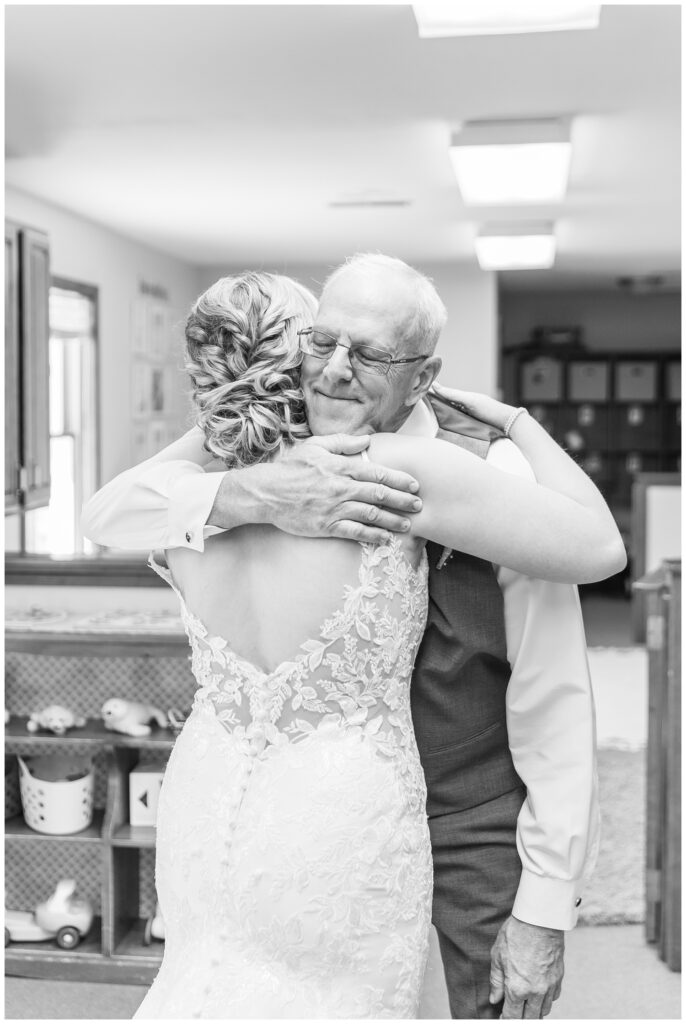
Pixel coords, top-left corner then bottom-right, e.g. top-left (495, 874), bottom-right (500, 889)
top-left (135, 536), bottom-right (432, 1019)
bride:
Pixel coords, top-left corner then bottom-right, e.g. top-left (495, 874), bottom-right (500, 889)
top-left (134, 270), bottom-right (624, 1019)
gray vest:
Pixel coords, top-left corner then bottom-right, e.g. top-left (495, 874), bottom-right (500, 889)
top-left (411, 393), bottom-right (523, 817)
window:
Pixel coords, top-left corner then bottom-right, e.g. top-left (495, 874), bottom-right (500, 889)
top-left (21, 279), bottom-right (99, 555)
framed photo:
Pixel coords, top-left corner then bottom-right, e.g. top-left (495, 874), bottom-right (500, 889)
top-left (150, 367), bottom-right (167, 414)
top-left (147, 303), bottom-right (168, 360)
top-left (131, 298), bottom-right (149, 356)
top-left (132, 361), bottom-right (151, 416)
top-left (132, 422), bottom-right (149, 462)
top-left (148, 420), bottom-right (167, 456)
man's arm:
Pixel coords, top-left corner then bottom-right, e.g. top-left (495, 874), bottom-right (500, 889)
top-left (81, 427), bottom-right (222, 550)
top-left (487, 437), bottom-right (600, 1019)
top-left (81, 427), bottom-right (423, 551)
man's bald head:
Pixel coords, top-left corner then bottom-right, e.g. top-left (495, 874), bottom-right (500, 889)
top-left (321, 253), bottom-right (447, 356)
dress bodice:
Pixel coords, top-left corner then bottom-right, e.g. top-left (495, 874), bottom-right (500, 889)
top-left (150, 537), bottom-right (429, 769)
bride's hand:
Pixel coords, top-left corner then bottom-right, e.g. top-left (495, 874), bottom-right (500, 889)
top-left (431, 382), bottom-right (517, 433)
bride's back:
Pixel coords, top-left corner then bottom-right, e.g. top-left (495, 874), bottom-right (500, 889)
top-left (166, 524), bottom-right (376, 674)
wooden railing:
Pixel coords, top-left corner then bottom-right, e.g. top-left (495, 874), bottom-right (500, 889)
top-left (634, 558), bottom-right (681, 971)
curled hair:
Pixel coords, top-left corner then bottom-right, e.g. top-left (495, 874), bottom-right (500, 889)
top-left (185, 272), bottom-right (317, 468)
top-left (324, 253), bottom-right (447, 353)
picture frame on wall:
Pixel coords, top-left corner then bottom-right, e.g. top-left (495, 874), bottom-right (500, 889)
top-left (131, 298), bottom-right (149, 356)
top-left (147, 302), bottom-right (168, 360)
top-left (132, 422), bottom-right (149, 462)
top-left (148, 420), bottom-right (166, 457)
top-left (129, 295), bottom-right (179, 461)
top-left (132, 362), bottom-right (151, 416)
top-left (150, 367), bottom-right (167, 414)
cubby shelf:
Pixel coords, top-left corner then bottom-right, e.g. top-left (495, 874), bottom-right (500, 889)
top-left (5, 914), bottom-right (162, 984)
top-left (5, 721), bottom-right (176, 983)
top-left (5, 716), bottom-right (178, 753)
top-left (115, 918), bottom-right (164, 961)
top-left (111, 824), bottom-right (157, 849)
top-left (5, 810), bottom-right (105, 843)
top-left (5, 598), bottom-right (196, 986)
top-left (502, 348), bottom-right (681, 575)
top-left (5, 916), bottom-right (104, 981)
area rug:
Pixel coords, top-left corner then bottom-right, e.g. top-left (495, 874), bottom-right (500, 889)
top-left (587, 646), bottom-right (648, 751)
top-left (581, 646), bottom-right (647, 925)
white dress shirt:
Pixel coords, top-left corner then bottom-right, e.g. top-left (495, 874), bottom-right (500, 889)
top-left (81, 403), bottom-right (600, 931)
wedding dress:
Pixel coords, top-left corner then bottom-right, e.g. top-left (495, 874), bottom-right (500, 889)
top-left (135, 536), bottom-right (432, 1019)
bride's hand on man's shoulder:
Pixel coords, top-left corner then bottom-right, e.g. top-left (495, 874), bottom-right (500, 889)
top-left (431, 382), bottom-right (515, 432)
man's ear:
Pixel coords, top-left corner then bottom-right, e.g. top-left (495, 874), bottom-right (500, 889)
top-left (406, 356), bottom-right (442, 407)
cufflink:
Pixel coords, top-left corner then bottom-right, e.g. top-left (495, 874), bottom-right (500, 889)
top-left (575, 897), bottom-right (582, 907)
top-left (185, 531), bottom-right (192, 543)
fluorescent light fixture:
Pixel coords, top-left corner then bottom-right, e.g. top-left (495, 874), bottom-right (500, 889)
top-left (475, 223), bottom-right (556, 270)
top-left (450, 119), bottom-right (572, 205)
top-left (412, 2), bottom-right (601, 37)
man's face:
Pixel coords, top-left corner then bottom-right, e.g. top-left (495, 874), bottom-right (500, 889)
top-left (301, 269), bottom-right (429, 436)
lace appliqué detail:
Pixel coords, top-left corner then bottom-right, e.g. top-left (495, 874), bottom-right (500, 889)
top-left (178, 540), bottom-right (428, 802)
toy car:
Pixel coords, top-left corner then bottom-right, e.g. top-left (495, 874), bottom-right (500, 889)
top-left (5, 879), bottom-right (93, 950)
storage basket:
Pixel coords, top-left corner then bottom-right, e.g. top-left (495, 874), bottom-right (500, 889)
top-left (5, 756), bottom-right (22, 820)
top-left (18, 755), bottom-right (94, 835)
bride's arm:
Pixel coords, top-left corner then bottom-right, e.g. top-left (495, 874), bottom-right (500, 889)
top-left (369, 408), bottom-right (626, 585)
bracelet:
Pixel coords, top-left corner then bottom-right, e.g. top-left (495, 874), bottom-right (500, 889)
top-left (504, 407), bottom-right (528, 437)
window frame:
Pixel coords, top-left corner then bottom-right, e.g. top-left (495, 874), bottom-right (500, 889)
top-left (50, 275), bottom-right (102, 495)
top-left (5, 276), bottom-right (154, 584)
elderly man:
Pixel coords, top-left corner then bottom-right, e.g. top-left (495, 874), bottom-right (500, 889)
top-left (83, 254), bottom-right (599, 1020)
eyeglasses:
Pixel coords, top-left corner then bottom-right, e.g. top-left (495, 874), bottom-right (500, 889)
top-left (297, 328), bottom-right (428, 378)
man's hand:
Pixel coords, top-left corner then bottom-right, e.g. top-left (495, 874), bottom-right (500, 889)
top-left (208, 433), bottom-right (422, 544)
top-left (489, 915), bottom-right (564, 1019)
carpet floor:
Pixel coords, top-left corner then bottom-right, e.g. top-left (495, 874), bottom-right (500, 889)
top-left (580, 747), bottom-right (645, 925)
top-left (7, 925), bottom-right (679, 1021)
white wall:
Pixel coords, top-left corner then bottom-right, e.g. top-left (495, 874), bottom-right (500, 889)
top-left (424, 263), bottom-right (498, 395)
top-left (198, 260), bottom-right (499, 395)
top-left (500, 288), bottom-right (681, 352)
top-left (6, 187), bottom-right (202, 485)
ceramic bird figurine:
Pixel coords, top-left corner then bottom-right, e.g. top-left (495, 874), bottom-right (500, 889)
top-left (101, 698), bottom-right (168, 737)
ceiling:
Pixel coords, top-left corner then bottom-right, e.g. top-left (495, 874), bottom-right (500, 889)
top-left (5, 3), bottom-right (682, 289)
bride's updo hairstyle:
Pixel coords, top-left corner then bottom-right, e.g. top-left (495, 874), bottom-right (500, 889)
top-left (185, 272), bottom-right (318, 468)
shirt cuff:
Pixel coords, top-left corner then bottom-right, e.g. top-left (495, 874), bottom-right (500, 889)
top-left (512, 869), bottom-right (585, 931)
top-left (167, 471), bottom-right (226, 552)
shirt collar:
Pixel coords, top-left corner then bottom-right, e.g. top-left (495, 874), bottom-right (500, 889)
top-left (396, 397), bottom-right (438, 439)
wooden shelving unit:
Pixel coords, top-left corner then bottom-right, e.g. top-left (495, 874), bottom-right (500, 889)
top-left (5, 810), bottom-right (106, 843)
top-left (502, 347), bottom-right (681, 582)
top-left (5, 720), bottom-right (176, 984)
top-left (4, 606), bottom-right (194, 987)
top-left (111, 825), bottom-right (158, 849)
top-left (5, 722), bottom-right (175, 984)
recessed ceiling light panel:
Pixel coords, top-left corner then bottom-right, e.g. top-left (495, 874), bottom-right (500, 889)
top-left (450, 119), bottom-right (572, 205)
top-left (412, 2), bottom-right (601, 38)
top-left (475, 223), bottom-right (556, 270)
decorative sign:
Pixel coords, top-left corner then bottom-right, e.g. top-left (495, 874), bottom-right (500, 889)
top-left (130, 294), bottom-right (182, 462)
top-left (129, 762), bottom-right (167, 827)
